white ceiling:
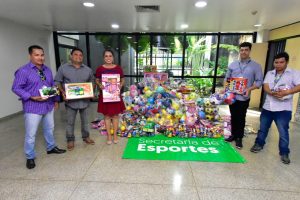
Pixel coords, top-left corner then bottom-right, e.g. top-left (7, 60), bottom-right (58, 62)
top-left (0, 0), bottom-right (299, 33)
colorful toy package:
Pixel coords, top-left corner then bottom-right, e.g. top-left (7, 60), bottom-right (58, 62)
top-left (102, 74), bottom-right (121, 102)
top-left (65, 82), bottom-right (94, 100)
top-left (225, 77), bottom-right (248, 94)
top-left (144, 72), bottom-right (168, 84)
top-left (39, 86), bottom-right (59, 98)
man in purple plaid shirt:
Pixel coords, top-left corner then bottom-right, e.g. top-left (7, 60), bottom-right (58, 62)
top-left (12, 45), bottom-right (66, 169)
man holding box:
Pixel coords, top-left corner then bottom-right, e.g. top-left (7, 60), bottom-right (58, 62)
top-left (224, 42), bottom-right (263, 148)
top-left (12, 45), bottom-right (66, 169)
top-left (55, 47), bottom-right (95, 150)
top-left (250, 52), bottom-right (300, 164)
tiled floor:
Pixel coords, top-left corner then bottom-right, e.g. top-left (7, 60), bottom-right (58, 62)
top-left (0, 103), bottom-right (300, 200)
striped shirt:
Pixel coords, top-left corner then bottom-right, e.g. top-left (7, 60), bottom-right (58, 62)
top-left (12, 62), bottom-right (57, 114)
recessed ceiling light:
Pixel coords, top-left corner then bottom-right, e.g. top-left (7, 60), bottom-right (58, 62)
top-left (181, 24), bottom-right (189, 29)
top-left (254, 24), bottom-right (262, 27)
top-left (83, 2), bottom-right (95, 7)
top-left (195, 1), bottom-right (207, 8)
top-left (111, 24), bottom-right (119, 29)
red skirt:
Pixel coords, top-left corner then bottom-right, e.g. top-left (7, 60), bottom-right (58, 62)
top-left (97, 93), bottom-right (125, 116)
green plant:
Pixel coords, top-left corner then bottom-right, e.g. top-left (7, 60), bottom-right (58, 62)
top-left (217, 56), bottom-right (229, 76)
top-left (95, 35), bottom-right (150, 55)
top-left (186, 77), bottom-right (213, 97)
top-left (186, 36), bottom-right (240, 77)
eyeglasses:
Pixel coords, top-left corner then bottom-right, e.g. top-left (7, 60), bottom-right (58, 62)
top-left (38, 70), bottom-right (46, 81)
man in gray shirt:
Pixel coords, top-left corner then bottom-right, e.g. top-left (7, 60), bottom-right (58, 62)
top-left (224, 42), bottom-right (263, 149)
top-left (55, 48), bottom-right (95, 150)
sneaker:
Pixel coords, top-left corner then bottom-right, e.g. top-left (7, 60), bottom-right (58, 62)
top-left (225, 136), bottom-right (235, 142)
top-left (281, 155), bottom-right (290, 164)
top-left (26, 159), bottom-right (35, 169)
top-left (235, 138), bottom-right (243, 149)
top-left (250, 143), bottom-right (263, 153)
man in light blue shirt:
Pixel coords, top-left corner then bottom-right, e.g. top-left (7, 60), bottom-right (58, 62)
top-left (224, 42), bottom-right (263, 149)
top-left (250, 52), bottom-right (300, 164)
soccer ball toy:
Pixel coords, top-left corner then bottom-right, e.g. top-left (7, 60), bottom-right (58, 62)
top-left (209, 93), bottom-right (224, 105)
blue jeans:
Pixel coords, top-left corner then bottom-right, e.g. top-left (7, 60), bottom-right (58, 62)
top-left (255, 109), bottom-right (291, 155)
top-left (24, 109), bottom-right (56, 159)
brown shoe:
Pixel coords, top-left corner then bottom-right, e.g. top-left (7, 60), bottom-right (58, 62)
top-left (83, 137), bottom-right (95, 145)
top-left (67, 141), bottom-right (74, 151)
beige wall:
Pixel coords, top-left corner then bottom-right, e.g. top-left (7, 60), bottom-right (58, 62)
top-left (285, 38), bottom-right (300, 70)
top-left (285, 38), bottom-right (300, 119)
top-left (269, 22), bottom-right (300, 41)
top-left (249, 43), bottom-right (268, 108)
top-left (0, 18), bottom-right (55, 118)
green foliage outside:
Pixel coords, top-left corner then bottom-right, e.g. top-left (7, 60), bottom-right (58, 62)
top-left (185, 36), bottom-right (240, 94)
top-left (95, 35), bottom-right (150, 54)
top-left (95, 35), bottom-right (243, 95)
top-left (186, 77), bottom-right (213, 97)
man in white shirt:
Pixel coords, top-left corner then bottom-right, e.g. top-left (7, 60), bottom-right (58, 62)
top-left (250, 52), bottom-right (300, 164)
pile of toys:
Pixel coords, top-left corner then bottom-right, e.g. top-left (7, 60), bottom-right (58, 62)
top-left (92, 78), bottom-right (236, 139)
top-left (222, 115), bottom-right (231, 139)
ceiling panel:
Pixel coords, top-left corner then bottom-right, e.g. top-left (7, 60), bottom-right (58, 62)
top-left (0, 0), bottom-right (299, 32)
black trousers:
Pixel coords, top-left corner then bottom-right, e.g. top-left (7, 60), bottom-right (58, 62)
top-left (229, 99), bottom-right (250, 139)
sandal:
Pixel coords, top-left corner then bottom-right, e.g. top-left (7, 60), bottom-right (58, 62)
top-left (67, 141), bottom-right (74, 151)
top-left (113, 140), bottom-right (118, 144)
top-left (106, 140), bottom-right (112, 145)
top-left (83, 137), bottom-right (95, 145)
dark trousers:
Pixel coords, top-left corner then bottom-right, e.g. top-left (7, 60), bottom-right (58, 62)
top-left (229, 99), bottom-right (250, 139)
top-left (66, 106), bottom-right (90, 142)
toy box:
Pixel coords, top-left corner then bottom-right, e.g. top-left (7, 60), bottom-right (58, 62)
top-left (102, 74), bottom-right (121, 102)
top-left (225, 77), bottom-right (248, 95)
top-left (65, 82), bottom-right (94, 100)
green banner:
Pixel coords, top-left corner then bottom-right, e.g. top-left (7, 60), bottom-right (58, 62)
top-left (122, 135), bottom-right (246, 163)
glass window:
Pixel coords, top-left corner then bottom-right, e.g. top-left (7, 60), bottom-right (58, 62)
top-left (55, 32), bottom-right (255, 96)
top-left (120, 35), bottom-right (137, 76)
top-left (89, 35), bottom-right (119, 73)
top-left (185, 35), bottom-right (218, 76)
top-left (136, 35), bottom-right (151, 77)
top-left (123, 77), bottom-right (136, 91)
top-left (214, 77), bottom-right (225, 93)
top-left (152, 35), bottom-right (183, 77)
top-left (58, 47), bottom-right (72, 65)
top-left (217, 35), bottom-right (253, 76)
top-left (57, 35), bottom-right (87, 67)
top-left (119, 35), bottom-right (151, 78)
top-left (185, 77), bottom-right (214, 97)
